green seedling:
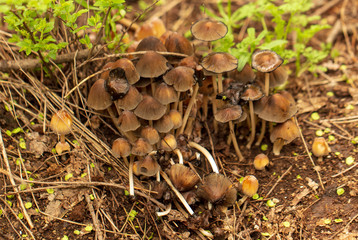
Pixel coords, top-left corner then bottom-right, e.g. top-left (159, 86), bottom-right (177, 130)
top-left (25, 202), bottom-right (32, 209)
top-left (336, 188), bottom-right (344, 196)
top-left (282, 221), bottom-right (290, 227)
top-left (345, 156), bottom-right (355, 165)
top-left (64, 173), bottom-right (73, 181)
top-left (334, 219), bottom-right (343, 223)
top-left (19, 138), bottom-right (26, 149)
top-left (129, 209), bottom-right (138, 221)
top-left (311, 112), bottom-right (320, 121)
top-left (18, 212), bottom-right (24, 219)
top-left (74, 230), bottom-right (81, 235)
top-left (61, 235), bottom-right (69, 240)
top-left (315, 130), bottom-right (324, 137)
top-left (326, 92), bottom-right (334, 97)
top-left (85, 225), bottom-right (93, 232)
top-left (266, 199), bottom-right (276, 207)
top-left (261, 144), bottom-right (268, 151)
top-left (46, 188), bottom-right (54, 194)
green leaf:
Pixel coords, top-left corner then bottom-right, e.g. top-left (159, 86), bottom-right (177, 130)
top-left (259, 40), bottom-right (288, 50)
top-left (129, 209), bottom-right (138, 221)
top-left (25, 202), bottom-right (32, 209)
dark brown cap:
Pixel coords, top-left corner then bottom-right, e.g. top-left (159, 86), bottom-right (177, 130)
top-left (87, 79), bottom-right (112, 110)
top-left (136, 51), bottom-right (169, 78)
top-left (227, 63), bottom-right (256, 85)
top-left (154, 114), bottom-right (174, 133)
top-left (106, 68), bottom-right (130, 101)
top-left (116, 86), bottom-right (143, 111)
top-left (251, 50), bottom-right (283, 73)
top-left (256, 65), bottom-right (288, 88)
top-left (134, 95), bottom-right (166, 120)
top-left (113, 58), bottom-right (140, 85)
top-left (136, 36), bottom-right (167, 52)
top-left (168, 164), bottom-right (200, 192)
top-left (197, 173), bottom-right (237, 206)
top-left (201, 52), bottom-right (238, 74)
top-left (214, 105), bottom-right (243, 123)
top-left (112, 138), bottom-right (131, 158)
top-left (191, 18), bottom-right (228, 41)
top-left (254, 91), bottom-right (297, 123)
top-left (164, 32), bottom-right (193, 55)
top-left (163, 66), bottom-right (195, 92)
top-left (117, 110), bottom-right (141, 132)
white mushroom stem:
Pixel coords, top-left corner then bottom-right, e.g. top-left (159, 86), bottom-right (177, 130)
top-left (246, 100), bottom-right (256, 149)
top-left (188, 141), bottom-right (219, 173)
top-left (273, 138), bottom-right (285, 156)
top-left (156, 170), bottom-right (161, 182)
top-left (178, 84), bottom-right (199, 136)
top-left (129, 156), bottom-right (135, 196)
top-left (174, 148), bottom-right (184, 165)
top-left (229, 121), bottom-right (244, 161)
top-left (264, 72), bottom-right (270, 96)
top-left (156, 203), bottom-right (172, 217)
top-left (161, 170), bottom-right (194, 215)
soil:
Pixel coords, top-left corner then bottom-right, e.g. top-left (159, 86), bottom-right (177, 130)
top-left (1, 0), bottom-right (358, 240)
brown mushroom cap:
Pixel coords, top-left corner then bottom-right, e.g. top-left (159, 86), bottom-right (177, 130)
top-left (154, 114), bottom-right (174, 133)
top-left (113, 58), bottom-right (140, 85)
top-left (163, 66), bottom-right (196, 92)
top-left (106, 68), bottom-right (130, 101)
top-left (190, 18), bottom-right (228, 41)
top-left (135, 17), bottom-right (166, 41)
top-left (201, 52), bottom-right (238, 74)
top-left (214, 105), bottom-right (243, 123)
top-left (133, 155), bottom-right (160, 177)
top-left (254, 91), bottom-right (297, 123)
top-left (112, 138), bottom-right (131, 158)
top-left (100, 61), bottom-right (116, 80)
top-left (168, 164), bottom-right (200, 192)
top-left (256, 65), bottom-right (288, 88)
top-left (136, 51), bottom-right (169, 78)
top-left (270, 119), bottom-right (299, 144)
top-left (87, 79), bottom-right (112, 110)
top-left (241, 84), bottom-right (264, 101)
top-left (160, 134), bottom-right (177, 151)
top-left (251, 50), bottom-right (283, 73)
top-left (164, 32), bottom-right (193, 55)
top-left (241, 175), bottom-right (259, 197)
top-left (141, 126), bottom-right (160, 145)
top-left (131, 138), bottom-right (153, 156)
top-left (227, 63), bottom-right (256, 85)
top-left (178, 55), bottom-right (199, 70)
top-left (134, 95), bottom-right (166, 120)
top-left (312, 137), bottom-right (331, 158)
top-left (50, 109), bottom-right (73, 135)
top-left (168, 110), bottom-right (183, 129)
top-left (136, 36), bottom-right (167, 52)
top-left (116, 86), bottom-right (143, 111)
top-left (154, 83), bottom-right (178, 105)
top-left (117, 110), bottom-right (141, 132)
top-left (253, 154), bottom-right (269, 170)
top-left (197, 173), bottom-right (237, 206)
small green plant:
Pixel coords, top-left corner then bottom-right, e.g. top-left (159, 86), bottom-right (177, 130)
top-left (202, 0), bottom-right (330, 75)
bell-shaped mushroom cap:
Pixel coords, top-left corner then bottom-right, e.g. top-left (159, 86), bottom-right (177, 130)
top-left (134, 78), bottom-right (151, 88)
top-left (201, 52), bottom-right (238, 74)
top-left (168, 110), bottom-right (182, 129)
top-left (199, 77), bottom-right (214, 95)
top-left (190, 18), bottom-right (228, 41)
top-left (241, 84), bottom-right (263, 101)
top-left (134, 95), bottom-right (166, 120)
top-left (312, 137), bottom-right (331, 158)
top-left (133, 155), bottom-right (160, 177)
top-left (160, 134), bottom-right (177, 151)
top-left (197, 173), bottom-right (237, 206)
top-left (136, 36), bottom-right (167, 52)
top-left (154, 83), bottom-right (178, 105)
top-left (241, 175), bottom-right (259, 197)
top-left (131, 138), bottom-right (153, 156)
top-left (257, 65), bottom-right (288, 88)
top-left (163, 66), bottom-right (195, 92)
top-left (254, 91), bottom-right (297, 123)
top-left (51, 109), bottom-right (73, 135)
top-left (135, 17), bottom-right (166, 40)
top-left (253, 153), bottom-right (269, 170)
top-left (87, 79), bottom-right (112, 110)
top-left (136, 51), bottom-right (169, 78)
top-left (112, 138), bottom-right (131, 158)
top-left (252, 50), bottom-right (283, 73)
top-left (141, 126), bottom-right (160, 145)
top-left (168, 164), bottom-right (200, 192)
top-left (179, 55), bottom-right (199, 70)
top-left (100, 61), bottom-right (116, 80)
top-left (116, 86), bottom-right (143, 111)
top-left (106, 68), bottom-right (130, 101)
top-left (154, 114), bottom-right (174, 133)
top-left (214, 105), bottom-right (243, 123)
top-left (113, 58), bottom-right (140, 85)
top-left (227, 63), bottom-right (256, 85)
top-left (270, 119), bottom-right (299, 144)
top-left (164, 32), bottom-right (193, 56)
top-left (117, 110), bottom-right (141, 132)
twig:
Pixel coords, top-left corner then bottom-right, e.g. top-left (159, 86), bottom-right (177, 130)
top-left (331, 162), bottom-right (358, 177)
top-left (294, 117), bottom-right (325, 190)
top-left (265, 165), bottom-right (293, 197)
top-left (85, 194), bottom-right (104, 240)
top-left (328, 213), bottom-right (358, 239)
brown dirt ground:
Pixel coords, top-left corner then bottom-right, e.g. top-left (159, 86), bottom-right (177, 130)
top-left (1, 0), bottom-right (358, 239)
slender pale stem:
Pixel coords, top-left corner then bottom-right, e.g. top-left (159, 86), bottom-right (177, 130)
top-left (178, 84), bottom-right (199, 136)
top-left (188, 141), bottom-right (219, 173)
top-left (174, 149), bottom-right (183, 164)
top-left (217, 74), bottom-right (223, 93)
top-left (246, 101), bottom-right (256, 149)
top-left (273, 138), bottom-right (285, 156)
top-left (129, 156), bottom-right (134, 196)
top-left (156, 203), bottom-right (172, 217)
top-left (212, 76), bottom-right (219, 134)
top-left (229, 121), bottom-right (244, 161)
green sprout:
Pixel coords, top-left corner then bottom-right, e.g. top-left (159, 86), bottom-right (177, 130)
top-left (345, 156), bottom-right (355, 165)
top-left (336, 188), bottom-right (345, 196)
top-left (311, 112), bottom-right (320, 121)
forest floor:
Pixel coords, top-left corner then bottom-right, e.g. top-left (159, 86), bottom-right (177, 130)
top-left (0, 0), bottom-right (358, 239)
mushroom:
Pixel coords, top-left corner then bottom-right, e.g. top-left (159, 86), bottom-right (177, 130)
top-left (312, 137), bottom-right (331, 162)
top-left (50, 109), bottom-right (73, 154)
top-left (197, 173), bottom-right (237, 207)
top-left (140, 126), bottom-right (160, 145)
top-left (117, 110), bottom-right (141, 132)
top-left (131, 138), bottom-right (153, 156)
top-left (214, 104), bottom-right (244, 161)
top-left (133, 155), bottom-right (160, 177)
top-left (134, 95), bottom-right (167, 122)
top-left (164, 32), bottom-right (193, 56)
top-left (241, 175), bottom-right (259, 197)
top-left (135, 36), bottom-right (167, 52)
top-left (168, 164), bottom-right (200, 192)
top-left (256, 65), bottom-right (288, 89)
top-left (112, 58), bottom-right (140, 85)
top-left (227, 63), bottom-right (256, 85)
top-left (154, 83), bottom-right (178, 105)
top-left (168, 110), bottom-right (183, 130)
top-left (154, 114), bottom-right (174, 133)
top-left (253, 153), bottom-right (269, 170)
top-left (160, 134), bottom-right (177, 152)
top-left (116, 86), bottom-right (143, 111)
top-left (270, 119), bottom-right (300, 156)
top-left (190, 18), bottom-right (228, 42)
top-left (106, 68), bottom-right (130, 101)
top-left (112, 138), bottom-right (131, 166)
top-left (135, 17), bottom-right (166, 40)
top-left (241, 84), bottom-right (264, 149)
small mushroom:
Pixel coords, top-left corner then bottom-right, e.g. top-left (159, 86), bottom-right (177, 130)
top-left (190, 18), bottom-right (228, 42)
top-left (116, 86), bottom-right (143, 111)
top-left (135, 36), bottom-right (167, 52)
top-left (141, 126), bottom-right (160, 145)
top-left (134, 95), bottom-right (167, 121)
top-left (112, 138), bottom-right (131, 166)
top-left (164, 32), bottom-right (193, 56)
top-left (133, 155), bottom-right (160, 177)
top-left (241, 175), bottom-right (259, 197)
top-left (131, 138), bottom-right (153, 156)
top-left (312, 137), bottom-right (331, 162)
top-left (168, 164), bottom-right (200, 192)
top-left (160, 134), bottom-right (177, 151)
top-left (50, 109), bottom-right (73, 154)
top-left (253, 153), bottom-right (269, 170)
top-left (106, 68), bottom-right (130, 101)
top-left (270, 119), bottom-right (300, 156)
